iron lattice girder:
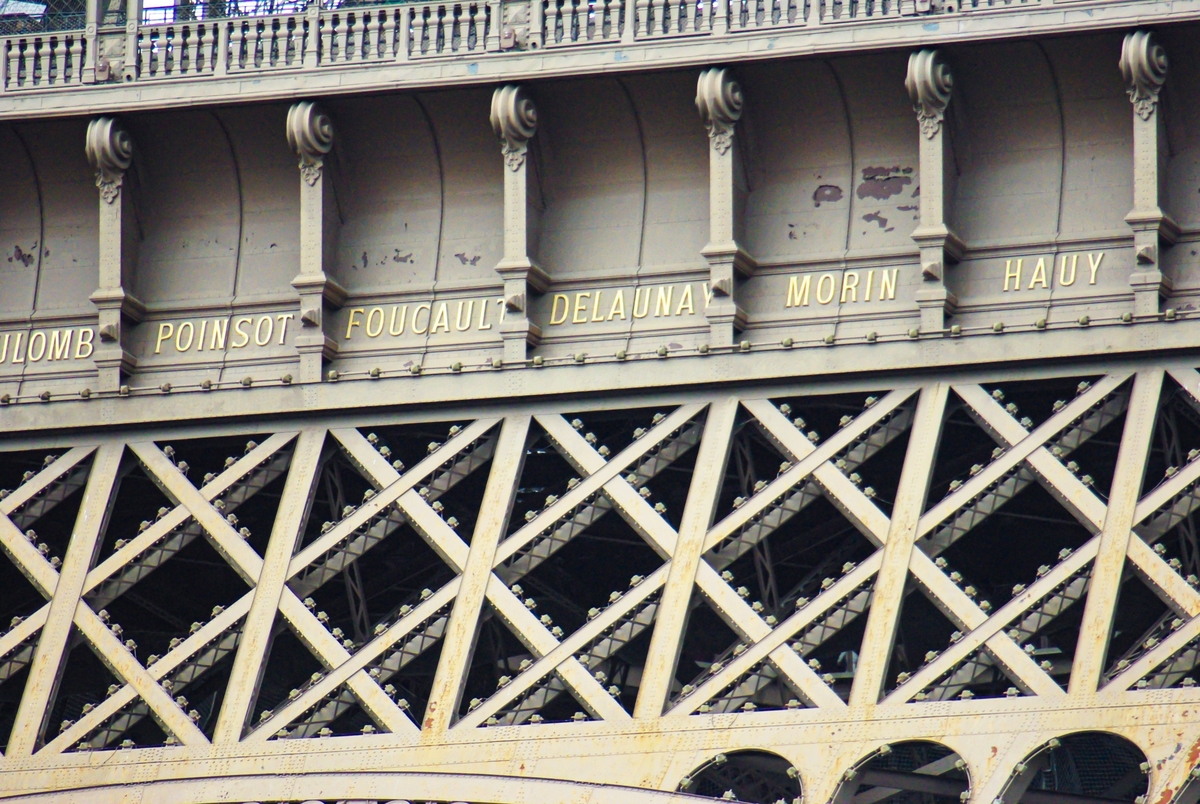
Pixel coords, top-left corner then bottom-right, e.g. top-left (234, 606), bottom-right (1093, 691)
top-left (6, 369), bottom-right (1200, 803)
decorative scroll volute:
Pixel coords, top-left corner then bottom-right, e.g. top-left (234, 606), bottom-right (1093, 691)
top-left (490, 84), bottom-right (538, 171)
top-left (905, 48), bottom-right (953, 140)
top-left (286, 101), bottom-right (335, 186)
top-left (85, 117), bottom-right (133, 204)
top-left (1120, 30), bottom-right (1168, 121)
top-left (696, 67), bottom-right (743, 155)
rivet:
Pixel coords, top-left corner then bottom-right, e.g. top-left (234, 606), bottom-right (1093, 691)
top-left (1166, 308), bottom-right (1177, 320)
top-left (281, 374), bottom-right (292, 385)
top-left (698, 343), bottom-right (710, 354)
top-left (240, 377), bottom-right (253, 388)
top-left (410, 364), bottom-right (422, 375)
top-left (491, 357), bottom-right (502, 369)
top-left (615, 350), bottom-right (627, 360)
top-left (369, 367), bottom-right (381, 378)
top-left (451, 362), bottom-right (463, 372)
top-left (79, 388), bottom-right (91, 399)
top-left (1035, 318), bottom-right (1047, 330)
top-left (739, 341), bottom-right (751, 352)
top-left (39, 390), bottom-right (51, 401)
top-left (950, 325), bottom-right (962, 337)
top-left (1122, 312), bottom-right (1134, 323)
top-left (866, 331), bottom-right (877, 343)
top-left (781, 338), bottom-right (793, 348)
top-left (119, 385), bottom-right (131, 396)
top-left (199, 380), bottom-right (211, 391)
top-left (908, 328), bottom-right (919, 339)
top-left (327, 370), bottom-right (339, 382)
top-left (159, 383), bottom-right (171, 394)
top-left (1078, 315), bottom-right (1090, 326)
top-left (657, 345), bottom-right (668, 357)
top-left (574, 353), bottom-right (586, 364)
top-left (823, 334), bottom-right (835, 345)
top-left (531, 356), bottom-right (543, 367)
top-left (993, 322), bottom-right (1004, 333)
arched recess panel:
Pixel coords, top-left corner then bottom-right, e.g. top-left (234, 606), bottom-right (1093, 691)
top-left (533, 77), bottom-right (645, 278)
top-left (14, 118), bottom-right (98, 317)
top-left (420, 87), bottom-right (505, 288)
top-left (622, 71), bottom-right (709, 271)
top-left (951, 41), bottom-right (1063, 247)
top-left (741, 60), bottom-right (853, 263)
top-left (215, 104), bottom-right (300, 302)
top-left (836, 51), bottom-right (921, 255)
top-left (0, 125), bottom-right (42, 318)
top-left (328, 94), bottom-right (443, 294)
top-left (126, 110), bottom-right (241, 307)
top-left (1043, 33), bottom-right (1132, 239)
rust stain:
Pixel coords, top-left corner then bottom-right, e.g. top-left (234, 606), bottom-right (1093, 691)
top-left (991, 746), bottom-right (998, 757)
top-left (813, 184), bottom-right (844, 207)
top-left (856, 167), bottom-right (913, 201)
top-left (1154, 787), bottom-right (1174, 804)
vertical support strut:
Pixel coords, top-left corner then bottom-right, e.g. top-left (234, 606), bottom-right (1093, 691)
top-left (1070, 370), bottom-right (1161, 696)
top-left (849, 383), bottom-right (948, 709)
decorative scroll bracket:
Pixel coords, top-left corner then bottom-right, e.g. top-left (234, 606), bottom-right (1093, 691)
top-left (85, 116), bottom-right (143, 391)
top-left (697, 66), bottom-right (755, 349)
top-left (491, 84), bottom-right (547, 362)
top-left (287, 101), bottom-right (346, 382)
top-left (1121, 30), bottom-right (1179, 318)
top-left (906, 49), bottom-right (963, 333)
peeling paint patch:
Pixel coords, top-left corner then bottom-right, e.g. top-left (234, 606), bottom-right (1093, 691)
top-left (393, 249), bottom-right (413, 263)
top-left (857, 167), bottom-right (913, 201)
top-left (898, 205), bottom-right (918, 212)
top-left (863, 212), bottom-right (889, 229)
top-left (813, 185), bottom-right (844, 207)
top-left (9, 244), bottom-right (35, 267)
top-left (455, 252), bottom-right (482, 266)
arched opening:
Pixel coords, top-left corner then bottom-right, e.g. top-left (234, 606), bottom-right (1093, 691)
top-left (832, 740), bottom-right (970, 804)
top-left (678, 750), bottom-right (802, 803)
top-left (1001, 732), bottom-right (1149, 803)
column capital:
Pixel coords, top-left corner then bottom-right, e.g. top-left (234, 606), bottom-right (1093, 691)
top-left (1120, 30), bottom-right (1168, 120)
top-left (905, 48), bottom-right (953, 139)
top-left (696, 67), bottom-right (743, 155)
top-left (286, 100), bottom-right (335, 185)
top-left (84, 116), bottom-right (133, 203)
top-left (490, 84), bottom-right (538, 170)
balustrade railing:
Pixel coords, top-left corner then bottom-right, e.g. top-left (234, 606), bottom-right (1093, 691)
top-left (2, 30), bottom-right (84, 88)
top-left (0, 0), bottom-right (1108, 90)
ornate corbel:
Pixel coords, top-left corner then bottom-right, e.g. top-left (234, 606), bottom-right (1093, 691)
top-left (906, 49), bottom-right (962, 332)
top-left (85, 116), bottom-right (132, 204)
top-left (696, 66), bottom-right (743, 156)
top-left (1120, 30), bottom-right (1178, 316)
top-left (85, 116), bottom-right (143, 391)
top-left (491, 84), bottom-right (538, 172)
top-left (1120, 30), bottom-right (1168, 122)
top-left (491, 84), bottom-right (548, 363)
top-left (905, 48), bottom-right (953, 140)
top-left (287, 101), bottom-right (335, 186)
top-left (696, 67), bottom-right (754, 348)
top-left (288, 101), bottom-right (345, 382)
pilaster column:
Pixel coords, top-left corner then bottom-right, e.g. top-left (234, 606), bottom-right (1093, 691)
top-left (906, 49), bottom-right (963, 333)
top-left (287, 101), bottom-right (346, 383)
top-left (491, 84), bottom-right (548, 363)
top-left (1121, 30), bottom-right (1179, 317)
top-left (696, 67), bottom-right (754, 349)
top-left (86, 116), bottom-right (144, 392)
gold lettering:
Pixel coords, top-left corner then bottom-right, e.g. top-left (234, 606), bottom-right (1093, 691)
top-left (11, 332), bottom-right (24, 363)
top-left (276, 314), bottom-right (294, 344)
top-left (345, 308), bottom-right (364, 339)
top-left (654, 286), bottom-right (673, 317)
top-left (676, 285), bottom-right (694, 316)
top-left (75, 328), bottom-right (93, 359)
top-left (841, 271), bottom-right (860, 304)
top-left (431, 303), bottom-right (450, 334)
top-left (412, 303), bottom-right (432, 335)
top-left (573, 293), bottom-right (590, 325)
top-left (390, 306), bottom-right (407, 336)
top-left (1028, 258), bottom-right (1048, 289)
top-left (155, 322), bottom-right (175, 355)
top-left (231, 317), bottom-right (251, 348)
top-left (1088, 252), bottom-right (1103, 284)
top-left (703, 283), bottom-right (713, 308)
top-left (633, 288), bottom-right (651, 319)
top-left (254, 316), bottom-right (274, 346)
top-left (477, 300), bottom-right (492, 330)
top-left (550, 294), bottom-right (569, 326)
top-left (27, 331), bottom-right (45, 362)
top-left (455, 300), bottom-right (474, 332)
top-left (0, 333), bottom-right (9, 363)
top-left (591, 292), bottom-right (606, 323)
top-left (1059, 254), bottom-right (1078, 286)
top-left (817, 274), bottom-right (836, 305)
top-left (1004, 259), bottom-right (1023, 292)
top-left (209, 319), bottom-right (228, 351)
top-left (47, 329), bottom-right (71, 361)
top-left (175, 322), bottom-right (195, 353)
top-left (865, 269), bottom-right (875, 302)
top-left (786, 276), bottom-right (811, 308)
top-left (880, 269), bottom-right (898, 301)
top-left (365, 307), bottom-right (384, 338)
top-left (608, 290), bottom-right (627, 321)
top-left (197, 320), bottom-right (207, 352)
